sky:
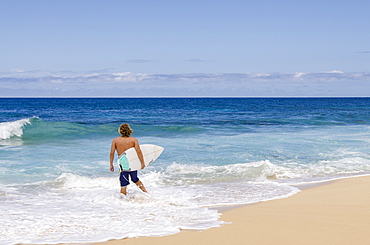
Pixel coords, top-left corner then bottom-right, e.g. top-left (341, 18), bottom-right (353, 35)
top-left (1, 0), bottom-right (369, 97)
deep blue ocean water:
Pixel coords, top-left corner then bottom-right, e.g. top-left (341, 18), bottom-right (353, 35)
top-left (1, 98), bottom-right (370, 244)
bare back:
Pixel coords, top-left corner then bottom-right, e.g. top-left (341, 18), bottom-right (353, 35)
top-left (111, 136), bottom-right (138, 156)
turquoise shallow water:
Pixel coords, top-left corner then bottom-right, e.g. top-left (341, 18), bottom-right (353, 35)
top-left (1, 98), bottom-right (370, 244)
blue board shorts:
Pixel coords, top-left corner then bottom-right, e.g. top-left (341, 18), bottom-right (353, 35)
top-left (119, 170), bottom-right (139, 187)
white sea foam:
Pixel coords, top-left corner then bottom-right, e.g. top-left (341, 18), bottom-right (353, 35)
top-left (162, 160), bottom-right (324, 184)
top-left (0, 172), bottom-right (224, 245)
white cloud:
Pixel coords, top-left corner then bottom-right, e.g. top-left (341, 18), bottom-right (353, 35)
top-left (327, 70), bottom-right (344, 74)
top-left (293, 72), bottom-right (306, 80)
top-left (111, 72), bottom-right (151, 82)
top-left (0, 70), bottom-right (369, 97)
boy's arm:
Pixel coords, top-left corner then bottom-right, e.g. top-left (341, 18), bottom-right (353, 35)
top-left (109, 140), bottom-right (116, 172)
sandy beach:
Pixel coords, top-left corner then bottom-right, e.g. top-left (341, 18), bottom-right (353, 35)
top-left (95, 175), bottom-right (370, 245)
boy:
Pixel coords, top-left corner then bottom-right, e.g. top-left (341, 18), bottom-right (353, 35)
top-left (110, 123), bottom-right (147, 195)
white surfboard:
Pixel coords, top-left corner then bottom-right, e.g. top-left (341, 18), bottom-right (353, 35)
top-left (118, 144), bottom-right (164, 171)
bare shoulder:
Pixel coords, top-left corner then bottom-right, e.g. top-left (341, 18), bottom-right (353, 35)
top-left (129, 136), bottom-right (138, 141)
top-left (128, 137), bottom-right (139, 144)
top-left (112, 137), bottom-right (121, 143)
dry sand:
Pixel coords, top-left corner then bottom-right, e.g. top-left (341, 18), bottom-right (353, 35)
top-left (94, 175), bottom-right (370, 245)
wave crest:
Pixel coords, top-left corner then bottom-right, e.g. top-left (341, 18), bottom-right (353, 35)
top-left (0, 117), bottom-right (38, 140)
top-left (163, 160), bottom-right (298, 185)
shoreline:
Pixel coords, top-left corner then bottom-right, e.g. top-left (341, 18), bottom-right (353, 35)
top-left (92, 175), bottom-right (370, 245)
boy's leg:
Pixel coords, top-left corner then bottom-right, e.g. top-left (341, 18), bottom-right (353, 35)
top-left (119, 171), bottom-right (130, 195)
top-left (135, 180), bottom-right (148, 193)
top-left (120, 186), bottom-right (127, 195)
top-left (130, 171), bottom-right (148, 193)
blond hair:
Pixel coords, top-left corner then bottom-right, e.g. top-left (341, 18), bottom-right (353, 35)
top-left (118, 123), bottom-right (133, 137)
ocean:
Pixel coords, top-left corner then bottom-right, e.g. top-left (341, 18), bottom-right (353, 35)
top-left (1, 98), bottom-right (370, 244)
